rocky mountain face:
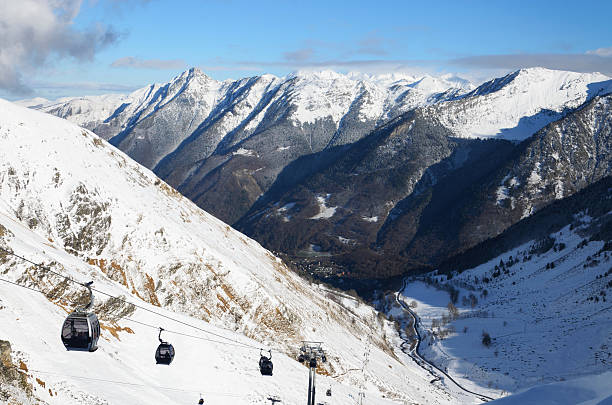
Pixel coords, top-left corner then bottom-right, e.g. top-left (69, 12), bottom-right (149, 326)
top-left (238, 91), bottom-right (612, 281)
top-left (375, 92), bottom-right (612, 271)
top-left (22, 68), bottom-right (612, 282)
top-left (236, 110), bottom-right (462, 276)
top-left (438, 174), bottom-right (612, 274)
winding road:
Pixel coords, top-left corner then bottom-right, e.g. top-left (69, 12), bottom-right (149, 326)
top-left (396, 278), bottom-right (495, 403)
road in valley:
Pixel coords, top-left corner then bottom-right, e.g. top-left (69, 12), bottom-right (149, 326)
top-left (396, 278), bottom-right (495, 403)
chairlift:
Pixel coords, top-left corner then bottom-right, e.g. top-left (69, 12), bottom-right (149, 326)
top-left (259, 349), bottom-right (273, 376)
top-left (155, 328), bottom-right (175, 365)
top-left (61, 281), bottom-right (100, 352)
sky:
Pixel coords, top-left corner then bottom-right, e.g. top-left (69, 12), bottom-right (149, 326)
top-left (1, 0), bottom-right (612, 100)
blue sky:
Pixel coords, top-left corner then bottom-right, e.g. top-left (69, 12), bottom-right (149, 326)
top-left (2, 0), bottom-right (612, 100)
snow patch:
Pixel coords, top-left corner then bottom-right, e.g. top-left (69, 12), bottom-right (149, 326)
top-left (361, 216), bottom-right (379, 222)
top-left (310, 194), bottom-right (337, 220)
top-left (232, 148), bottom-right (257, 157)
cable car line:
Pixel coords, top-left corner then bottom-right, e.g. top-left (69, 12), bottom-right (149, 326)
top-left (0, 276), bottom-right (269, 354)
top-left (7, 364), bottom-right (245, 397)
top-left (0, 276), bottom-right (49, 294)
top-left (1, 274), bottom-right (277, 395)
top-left (123, 317), bottom-right (261, 349)
top-left (91, 285), bottom-right (263, 350)
top-left (0, 247), bottom-right (268, 351)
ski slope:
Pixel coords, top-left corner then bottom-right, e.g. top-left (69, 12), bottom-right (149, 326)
top-left (488, 371), bottom-right (612, 405)
top-left (393, 219), bottom-right (612, 401)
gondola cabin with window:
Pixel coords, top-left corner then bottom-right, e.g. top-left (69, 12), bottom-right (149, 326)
top-left (60, 281), bottom-right (100, 352)
top-left (259, 350), bottom-right (273, 376)
top-left (155, 328), bottom-right (175, 365)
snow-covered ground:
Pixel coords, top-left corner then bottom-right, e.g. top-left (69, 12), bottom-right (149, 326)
top-left (395, 219), bottom-right (612, 401)
top-left (310, 194), bottom-right (337, 220)
top-left (0, 99), bottom-right (459, 404)
top-left (489, 371), bottom-right (612, 404)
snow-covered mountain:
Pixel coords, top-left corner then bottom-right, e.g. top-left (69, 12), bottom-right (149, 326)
top-left (429, 67), bottom-right (612, 140)
top-left (29, 68), bottom-right (471, 168)
top-left (238, 89), bottom-right (612, 281)
top-left (375, 90), bottom-right (612, 269)
top-left (25, 68), bottom-right (612, 224)
top-left (0, 99), bottom-right (464, 404)
top-left (18, 67), bottom-right (612, 280)
top-left (23, 68), bottom-right (472, 223)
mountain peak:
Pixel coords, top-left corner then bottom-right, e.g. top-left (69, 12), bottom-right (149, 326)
top-left (464, 67), bottom-right (611, 100)
top-left (173, 67), bottom-right (214, 85)
top-left (288, 69), bottom-right (347, 81)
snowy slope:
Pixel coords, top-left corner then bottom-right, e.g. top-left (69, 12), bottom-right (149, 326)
top-left (488, 371), bottom-right (612, 404)
top-left (0, 99), bottom-right (457, 404)
top-left (394, 216), bottom-right (612, 400)
top-left (429, 67), bottom-right (612, 140)
top-left (33, 93), bottom-right (132, 129)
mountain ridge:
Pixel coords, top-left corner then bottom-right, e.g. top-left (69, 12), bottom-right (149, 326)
top-left (16, 67), bottom-right (612, 281)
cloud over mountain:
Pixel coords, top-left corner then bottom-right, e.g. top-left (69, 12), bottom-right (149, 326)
top-left (111, 56), bottom-right (186, 70)
top-left (0, 0), bottom-right (120, 95)
top-left (450, 52), bottom-right (612, 76)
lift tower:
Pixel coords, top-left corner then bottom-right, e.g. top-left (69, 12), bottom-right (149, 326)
top-left (298, 341), bottom-right (327, 405)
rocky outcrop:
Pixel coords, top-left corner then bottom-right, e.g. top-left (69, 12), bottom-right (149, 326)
top-left (0, 340), bottom-right (37, 405)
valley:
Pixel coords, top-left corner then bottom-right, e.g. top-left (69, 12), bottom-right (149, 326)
top-left (2, 1), bottom-right (612, 403)
top-left (380, 177), bottom-right (612, 403)
top-left (3, 65), bottom-right (612, 404)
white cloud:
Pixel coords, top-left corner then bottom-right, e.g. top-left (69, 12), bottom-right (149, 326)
top-left (111, 57), bottom-right (185, 70)
top-left (0, 0), bottom-right (120, 95)
top-left (449, 53), bottom-right (612, 76)
top-left (34, 80), bottom-right (140, 92)
top-left (283, 48), bottom-right (314, 63)
top-left (586, 46), bottom-right (612, 57)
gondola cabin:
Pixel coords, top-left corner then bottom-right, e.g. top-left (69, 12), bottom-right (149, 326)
top-left (155, 328), bottom-right (175, 365)
top-left (61, 312), bottom-right (100, 352)
top-left (60, 281), bottom-right (99, 352)
top-left (259, 350), bottom-right (273, 376)
top-left (155, 343), bottom-right (175, 365)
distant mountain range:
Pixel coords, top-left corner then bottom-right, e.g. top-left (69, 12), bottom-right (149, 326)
top-left (19, 67), bottom-right (612, 281)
